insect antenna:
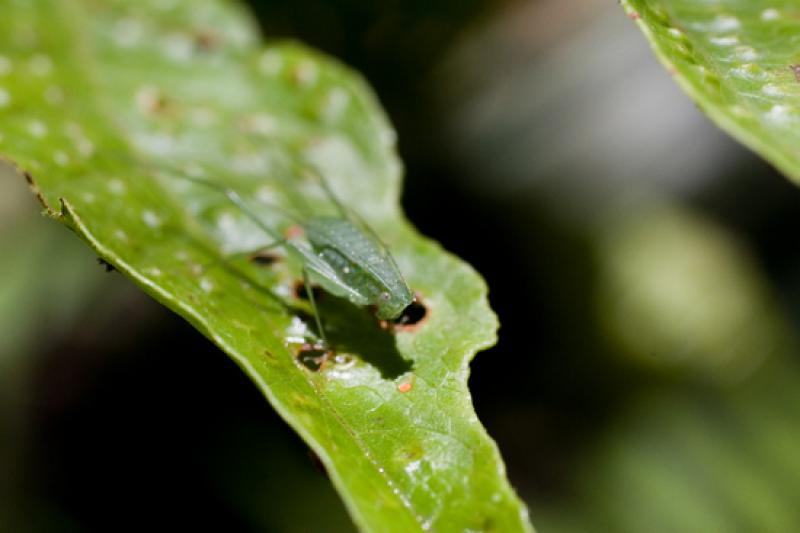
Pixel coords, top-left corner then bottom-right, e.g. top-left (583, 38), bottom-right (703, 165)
top-left (159, 169), bottom-right (333, 346)
top-left (305, 167), bottom-right (350, 219)
top-left (160, 171), bottom-right (305, 242)
top-left (307, 168), bottom-right (400, 259)
top-left (277, 166), bottom-right (316, 218)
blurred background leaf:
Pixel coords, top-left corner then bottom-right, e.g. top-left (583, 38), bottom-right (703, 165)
top-left (621, 0), bottom-right (800, 184)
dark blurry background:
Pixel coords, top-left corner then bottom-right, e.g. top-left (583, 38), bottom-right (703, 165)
top-left (4, 0), bottom-right (800, 531)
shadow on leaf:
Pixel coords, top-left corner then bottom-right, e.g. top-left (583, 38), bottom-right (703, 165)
top-left (314, 294), bottom-right (412, 380)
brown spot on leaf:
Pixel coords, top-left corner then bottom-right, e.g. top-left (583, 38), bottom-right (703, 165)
top-left (136, 86), bottom-right (171, 116)
top-left (388, 295), bottom-right (429, 332)
top-left (193, 28), bottom-right (219, 51)
top-left (249, 250), bottom-right (280, 266)
top-left (296, 343), bottom-right (332, 371)
top-left (294, 280), bottom-right (324, 301)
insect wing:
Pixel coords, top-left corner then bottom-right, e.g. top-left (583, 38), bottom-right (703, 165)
top-left (293, 240), bottom-right (371, 306)
top-left (305, 217), bottom-right (413, 319)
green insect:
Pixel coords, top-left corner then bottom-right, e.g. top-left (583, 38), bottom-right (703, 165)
top-left (175, 171), bottom-right (415, 348)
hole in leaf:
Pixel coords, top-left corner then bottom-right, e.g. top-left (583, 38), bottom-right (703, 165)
top-left (392, 297), bottom-right (427, 328)
top-left (296, 343), bottom-right (332, 372)
top-left (294, 280), bottom-right (324, 301)
top-left (248, 250), bottom-right (280, 266)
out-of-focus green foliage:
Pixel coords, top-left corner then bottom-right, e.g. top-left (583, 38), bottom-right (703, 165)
top-left (596, 202), bottom-right (790, 379)
top-left (0, 163), bottom-right (117, 533)
top-left (527, 202), bottom-right (800, 533)
top-left (531, 356), bottom-right (800, 533)
top-left (433, 4), bottom-right (800, 532)
top-left (621, 0), bottom-right (800, 183)
top-left (0, 1), bottom-right (532, 531)
top-left (0, 172), bottom-right (100, 361)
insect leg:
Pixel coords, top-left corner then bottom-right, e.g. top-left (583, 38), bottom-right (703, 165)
top-left (196, 237), bottom-right (290, 273)
top-left (306, 167), bottom-right (394, 256)
top-left (303, 267), bottom-right (328, 348)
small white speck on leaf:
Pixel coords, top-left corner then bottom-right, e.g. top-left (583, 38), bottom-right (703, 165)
top-left (767, 104), bottom-right (791, 123)
top-left (730, 104), bottom-right (749, 117)
top-left (731, 63), bottom-right (766, 81)
top-left (708, 15), bottom-right (741, 32)
top-left (404, 460), bottom-right (421, 475)
top-left (183, 162), bottom-right (206, 178)
top-left (162, 33), bottom-right (193, 62)
top-left (258, 51), bottom-right (282, 75)
top-left (135, 85), bottom-right (164, 114)
top-left (275, 284), bottom-right (292, 298)
top-left (709, 35), bottom-right (738, 46)
top-left (762, 84), bottom-right (784, 97)
top-left (256, 186), bottom-right (276, 203)
top-left (322, 88), bottom-right (350, 121)
top-left (75, 138), bottom-right (95, 158)
top-left (243, 112), bottom-right (277, 135)
top-left (190, 107), bottom-right (216, 127)
top-left (108, 179), bottom-right (126, 195)
top-left (142, 210), bottom-right (162, 228)
top-left (28, 54), bottom-right (53, 76)
top-left (53, 151), bottom-right (70, 166)
top-left (113, 18), bottom-right (144, 48)
top-left (200, 278), bottom-right (214, 293)
top-left (27, 120), bottom-right (47, 138)
top-left (761, 8), bottom-right (780, 21)
top-left (667, 28), bottom-right (683, 38)
top-left (133, 131), bottom-right (175, 156)
top-left (0, 56), bottom-right (11, 75)
top-left (44, 85), bottom-right (65, 105)
top-left (293, 60), bottom-right (318, 87)
top-left (232, 152), bottom-right (270, 174)
top-left (735, 46), bottom-right (758, 61)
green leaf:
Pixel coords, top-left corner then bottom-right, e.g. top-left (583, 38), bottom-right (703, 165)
top-left (530, 357), bottom-right (800, 533)
top-left (0, 0), bottom-right (532, 531)
top-left (621, 0), bottom-right (800, 183)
